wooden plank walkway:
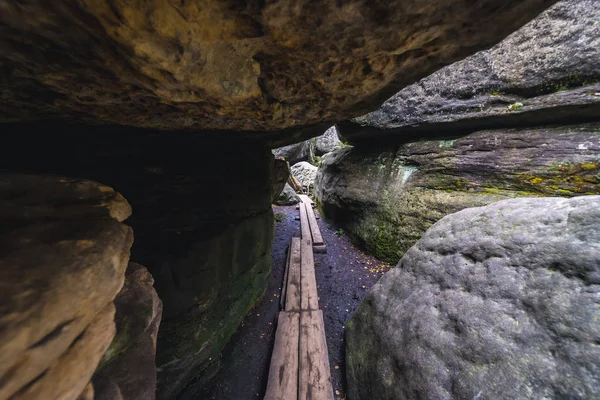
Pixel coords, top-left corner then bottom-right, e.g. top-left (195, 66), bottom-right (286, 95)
top-left (298, 194), bottom-right (327, 253)
top-left (264, 199), bottom-right (333, 400)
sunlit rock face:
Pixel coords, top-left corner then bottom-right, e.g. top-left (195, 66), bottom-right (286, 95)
top-left (0, 0), bottom-right (556, 143)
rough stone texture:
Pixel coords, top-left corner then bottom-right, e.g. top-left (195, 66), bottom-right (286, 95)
top-left (13, 303), bottom-right (117, 400)
top-left (272, 158), bottom-right (289, 202)
top-left (291, 161), bottom-right (318, 189)
top-left (340, 0), bottom-right (600, 144)
top-left (275, 183), bottom-right (300, 205)
top-left (0, 173), bottom-right (133, 400)
top-left (346, 195), bottom-right (600, 400)
top-left (94, 262), bottom-right (163, 400)
top-left (0, 0), bottom-right (556, 142)
top-left (315, 126), bottom-right (343, 156)
top-left (0, 127), bottom-right (276, 399)
top-left (273, 140), bottom-right (314, 166)
top-left (315, 124), bottom-right (600, 263)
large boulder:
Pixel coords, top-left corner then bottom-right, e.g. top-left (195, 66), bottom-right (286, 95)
top-left (93, 262), bottom-right (163, 400)
top-left (340, 0), bottom-right (600, 144)
top-left (315, 123), bottom-right (600, 263)
top-left (291, 161), bottom-right (318, 189)
top-left (273, 141), bottom-right (314, 165)
top-left (0, 173), bottom-right (133, 400)
top-left (315, 126), bottom-right (343, 156)
top-left (0, 129), bottom-right (276, 399)
top-left (346, 195), bottom-right (600, 400)
top-left (0, 0), bottom-right (557, 143)
top-left (275, 183), bottom-right (300, 206)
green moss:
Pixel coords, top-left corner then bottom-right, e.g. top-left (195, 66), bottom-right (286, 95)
top-left (507, 102), bottom-right (524, 111)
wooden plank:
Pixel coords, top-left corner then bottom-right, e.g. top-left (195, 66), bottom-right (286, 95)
top-left (280, 242), bottom-right (292, 310)
top-left (313, 244), bottom-right (327, 254)
top-left (305, 204), bottom-right (324, 245)
top-left (300, 238), bottom-right (319, 311)
top-left (299, 203), bottom-right (312, 245)
top-left (264, 312), bottom-right (300, 400)
top-left (298, 194), bottom-right (314, 206)
top-left (285, 237), bottom-right (302, 312)
top-left (298, 310), bottom-right (334, 400)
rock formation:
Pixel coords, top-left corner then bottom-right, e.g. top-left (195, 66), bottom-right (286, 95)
top-left (291, 161), bottom-right (318, 190)
top-left (273, 140), bottom-right (315, 166)
top-left (0, 0), bottom-right (556, 143)
top-left (316, 126), bottom-right (343, 156)
top-left (339, 0), bottom-right (600, 144)
top-left (316, 124), bottom-right (600, 263)
top-left (0, 129), bottom-right (276, 399)
top-left (317, 0), bottom-right (600, 263)
top-left (275, 183), bottom-right (301, 206)
top-left (0, 0), bottom-right (568, 397)
top-left (93, 262), bottom-right (163, 400)
top-left (273, 125), bottom-right (342, 165)
top-left (346, 195), bottom-right (600, 400)
top-left (0, 173), bottom-right (133, 400)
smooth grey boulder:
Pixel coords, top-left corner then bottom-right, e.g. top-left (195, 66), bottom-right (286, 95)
top-left (275, 183), bottom-right (300, 205)
top-left (346, 195), bottom-right (600, 400)
top-left (340, 0), bottom-right (600, 143)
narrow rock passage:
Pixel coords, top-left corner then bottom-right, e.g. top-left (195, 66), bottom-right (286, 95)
top-left (182, 205), bottom-right (391, 399)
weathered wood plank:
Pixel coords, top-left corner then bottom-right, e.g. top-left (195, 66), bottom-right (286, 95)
top-left (298, 310), bottom-right (334, 400)
top-left (285, 237), bottom-right (302, 312)
top-left (280, 242), bottom-right (292, 310)
top-left (313, 245), bottom-right (327, 254)
top-left (264, 312), bottom-right (300, 400)
top-left (299, 203), bottom-right (312, 245)
top-left (300, 238), bottom-right (319, 311)
top-left (298, 194), bottom-right (314, 206)
top-left (305, 203), bottom-right (324, 246)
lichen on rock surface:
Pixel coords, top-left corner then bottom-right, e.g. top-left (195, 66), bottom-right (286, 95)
top-left (0, 0), bottom-right (557, 143)
top-left (346, 195), bottom-right (600, 399)
top-left (315, 124), bottom-right (600, 263)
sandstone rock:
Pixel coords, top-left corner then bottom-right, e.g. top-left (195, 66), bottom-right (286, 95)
top-left (291, 161), bottom-right (318, 189)
top-left (315, 124), bottom-right (600, 263)
top-left (0, 173), bottom-right (133, 400)
top-left (0, 131), bottom-right (276, 399)
top-left (346, 195), bottom-right (600, 400)
top-left (341, 0), bottom-right (600, 144)
top-left (273, 141), bottom-right (314, 165)
top-left (12, 303), bottom-right (117, 400)
top-left (94, 262), bottom-right (163, 400)
top-left (272, 158), bottom-right (290, 202)
top-left (275, 183), bottom-right (300, 205)
top-left (315, 126), bottom-right (343, 156)
top-left (0, 0), bottom-right (556, 141)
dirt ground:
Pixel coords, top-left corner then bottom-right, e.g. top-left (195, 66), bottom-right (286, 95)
top-left (182, 204), bottom-right (391, 399)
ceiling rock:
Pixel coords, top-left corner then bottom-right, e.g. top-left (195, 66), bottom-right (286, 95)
top-left (0, 0), bottom-right (556, 138)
